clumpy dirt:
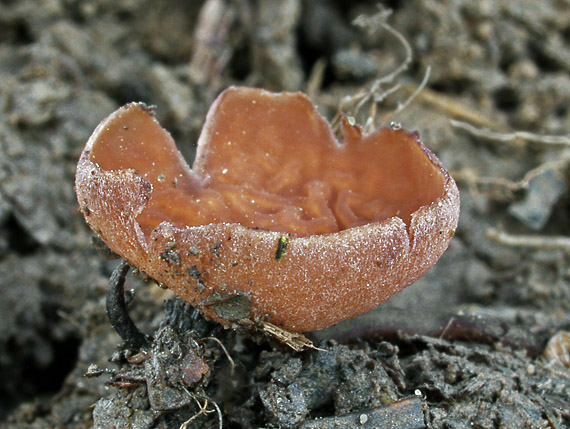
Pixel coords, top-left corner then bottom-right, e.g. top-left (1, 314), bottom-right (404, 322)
top-left (1, 0), bottom-right (569, 427)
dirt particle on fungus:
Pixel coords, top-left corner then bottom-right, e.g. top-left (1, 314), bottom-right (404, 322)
top-left (90, 236), bottom-right (118, 259)
top-left (188, 245), bottom-right (200, 256)
top-left (187, 265), bottom-right (205, 293)
top-left (123, 125), bottom-right (129, 130)
top-left (159, 248), bottom-right (181, 266)
top-left (390, 121), bottom-right (402, 130)
top-left (211, 241), bottom-right (222, 257)
top-left (81, 205), bottom-right (91, 216)
top-left (187, 265), bottom-right (201, 281)
top-left (138, 102), bottom-right (157, 115)
top-left (203, 292), bottom-right (251, 322)
top-left (187, 265), bottom-right (200, 277)
top-left (157, 174), bottom-right (166, 183)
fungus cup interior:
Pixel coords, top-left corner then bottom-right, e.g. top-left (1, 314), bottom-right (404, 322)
top-left (87, 88), bottom-right (445, 237)
top-left (77, 87), bottom-right (459, 333)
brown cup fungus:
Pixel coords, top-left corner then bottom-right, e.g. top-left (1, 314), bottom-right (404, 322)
top-left (75, 87), bottom-right (460, 333)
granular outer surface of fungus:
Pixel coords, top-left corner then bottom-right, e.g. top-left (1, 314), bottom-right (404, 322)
top-left (75, 87), bottom-right (460, 332)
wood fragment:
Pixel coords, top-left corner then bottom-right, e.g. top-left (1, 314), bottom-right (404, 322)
top-left (188, 0), bottom-right (234, 84)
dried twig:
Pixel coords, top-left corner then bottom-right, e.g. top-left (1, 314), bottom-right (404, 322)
top-left (260, 321), bottom-right (325, 352)
top-left (415, 89), bottom-right (499, 128)
top-left (188, 0), bottom-right (234, 84)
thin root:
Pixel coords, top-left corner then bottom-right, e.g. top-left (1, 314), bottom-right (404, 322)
top-left (181, 388), bottom-right (223, 429)
top-left (306, 57), bottom-right (327, 99)
top-left (332, 6), bottom-right (414, 133)
top-left (453, 157), bottom-right (570, 201)
top-left (381, 65), bottom-right (431, 124)
top-left (438, 316), bottom-right (455, 341)
top-left (451, 119), bottom-right (570, 146)
top-left (201, 336), bottom-right (236, 374)
top-left (180, 396), bottom-right (214, 429)
top-left (56, 310), bottom-right (87, 336)
top-left (486, 228), bottom-right (570, 251)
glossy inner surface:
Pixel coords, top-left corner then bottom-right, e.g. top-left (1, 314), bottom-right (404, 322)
top-left (88, 89), bottom-right (445, 237)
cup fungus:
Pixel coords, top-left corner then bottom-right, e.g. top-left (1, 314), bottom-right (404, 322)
top-left (76, 87), bottom-right (459, 334)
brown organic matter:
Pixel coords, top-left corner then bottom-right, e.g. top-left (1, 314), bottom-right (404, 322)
top-left (75, 87), bottom-right (459, 332)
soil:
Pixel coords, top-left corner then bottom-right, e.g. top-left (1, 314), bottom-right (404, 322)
top-left (1, 0), bottom-right (569, 428)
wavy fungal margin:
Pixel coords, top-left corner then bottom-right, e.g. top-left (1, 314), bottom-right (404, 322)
top-left (75, 87), bottom-right (460, 332)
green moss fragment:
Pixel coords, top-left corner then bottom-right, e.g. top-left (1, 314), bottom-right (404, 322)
top-left (275, 235), bottom-right (288, 261)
